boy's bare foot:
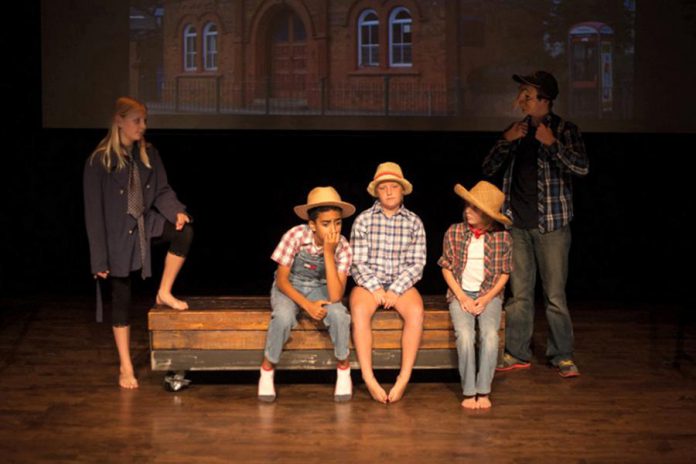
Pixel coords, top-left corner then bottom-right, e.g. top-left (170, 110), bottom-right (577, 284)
top-left (476, 395), bottom-right (492, 409)
top-left (119, 367), bottom-right (139, 389)
top-left (387, 375), bottom-right (409, 403)
top-left (461, 397), bottom-right (477, 409)
top-left (364, 377), bottom-right (388, 404)
top-left (156, 292), bottom-right (189, 310)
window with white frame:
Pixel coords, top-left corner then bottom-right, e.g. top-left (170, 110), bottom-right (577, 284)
top-left (184, 24), bottom-right (197, 71)
top-left (358, 10), bottom-right (379, 67)
top-left (389, 7), bottom-right (412, 67)
top-left (203, 22), bottom-right (218, 71)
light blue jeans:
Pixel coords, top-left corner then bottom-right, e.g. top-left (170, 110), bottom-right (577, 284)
top-left (264, 283), bottom-right (351, 364)
top-left (449, 291), bottom-right (502, 396)
top-left (505, 225), bottom-right (574, 366)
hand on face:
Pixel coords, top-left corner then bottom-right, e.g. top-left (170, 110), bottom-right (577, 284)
top-left (323, 227), bottom-right (340, 254)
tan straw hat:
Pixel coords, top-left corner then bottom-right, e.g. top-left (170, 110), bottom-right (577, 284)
top-left (367, 162), bottom-right (413, 197)
top-left (454, 181), bottom-right (512, 226)
top-left (293, 186), bottom-right (356, 220)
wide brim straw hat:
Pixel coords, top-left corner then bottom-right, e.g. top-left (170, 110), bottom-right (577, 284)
top-left (367, 161), bottom-right (413, 197)
top-left (454, 181), bottom-right (512, 226)
top-left (293, 186), bottom-right (356, 220)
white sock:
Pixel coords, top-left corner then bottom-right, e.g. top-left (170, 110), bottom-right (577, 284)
top-left (258, 367), bottom-right (276, 399)
top-left (334, 366), bottom-right (352, 399)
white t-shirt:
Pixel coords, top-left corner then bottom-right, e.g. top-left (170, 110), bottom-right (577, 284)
top-left (460, 235), bottom-right (485, 292)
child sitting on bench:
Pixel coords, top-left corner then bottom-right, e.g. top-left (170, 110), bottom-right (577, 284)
top-left (258, 187), bottom-right (355, 402)
top-left (438, 181), bottom-right (512, 409)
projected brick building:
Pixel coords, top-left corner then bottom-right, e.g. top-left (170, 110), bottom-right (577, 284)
top-left (130, 0), bottom-right (634, 119)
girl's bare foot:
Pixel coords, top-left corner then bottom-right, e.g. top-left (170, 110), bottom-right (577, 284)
top-left (461, 396), bottom-right (477, 409)
top-left (387, 375), bottom-right (409, 403)
top-left (364, 377), bottom-right (388, 404)
top-left (119, 367), bottom-right (139, 389)
top-left (156, 292), bottom-right (188, 310)
top-left (476, 395), bottom-right (492, 409)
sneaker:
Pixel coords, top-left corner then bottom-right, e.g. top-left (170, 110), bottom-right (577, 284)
top-left (557, 360), bottom-right (580, 378)
top-left (258, 367), bottom-right (276, 402)
top-left (334, 366), bottom-right (352, 402)
top-left (495, 353), bottom-right (532, 372)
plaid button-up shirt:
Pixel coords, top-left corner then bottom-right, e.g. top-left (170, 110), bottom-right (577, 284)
top-left (271, 224), bottom-right (353, 275)
top-left (483, 113), bottom-right (589, 233)
top-left (438, 221), bottom-right (512, 301)
top-left (350, 201), bottom-right (426, 295)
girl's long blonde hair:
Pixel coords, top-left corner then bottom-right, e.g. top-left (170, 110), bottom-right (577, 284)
top-left (90, 97), bottom-right (152, 171)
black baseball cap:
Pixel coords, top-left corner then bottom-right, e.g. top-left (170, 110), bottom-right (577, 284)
top-left (513, 71), bottom-right (559, 100)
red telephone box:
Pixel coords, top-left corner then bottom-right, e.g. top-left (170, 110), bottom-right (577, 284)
top-left (568, 22), bottom-right (614, 118)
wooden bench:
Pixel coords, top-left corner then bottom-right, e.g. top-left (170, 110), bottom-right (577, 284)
top-left (149, 296), bottom-right (504, 371)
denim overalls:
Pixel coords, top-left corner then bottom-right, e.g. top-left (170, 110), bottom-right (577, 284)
top-left (264, 249), bottom-right (351, 364)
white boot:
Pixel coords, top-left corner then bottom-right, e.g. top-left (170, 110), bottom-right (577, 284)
top-left (334, 366), bottom-right (352, 402)
top-left (258, 367), bottom-right (276, 402)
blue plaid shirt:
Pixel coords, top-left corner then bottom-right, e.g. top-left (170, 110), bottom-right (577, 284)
top-left (350, 201), bottom-right (426, 295)
top-left (483, 113), bottom-right (589, 233)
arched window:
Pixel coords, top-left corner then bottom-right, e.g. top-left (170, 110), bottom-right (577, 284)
top-left (183, 24), bottom-right (197, 71)
top-left (358, 10), bottom-right (379, 67)
top-left (203, 22), bottom-right (218, 71)
top-left (389, 7), bottom-right (412, 67)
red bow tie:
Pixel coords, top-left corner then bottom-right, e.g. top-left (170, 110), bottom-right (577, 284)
top-left (469, 225), bottom-right (486, 239)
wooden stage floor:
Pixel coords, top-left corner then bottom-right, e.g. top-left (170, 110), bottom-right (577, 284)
top-left (1, 297), bottom-right (694, 463)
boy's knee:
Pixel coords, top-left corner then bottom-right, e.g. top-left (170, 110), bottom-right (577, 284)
top-left (271, 311), bottom-right (296, 329)
top-left (326, 303), bottom-right (350, 324)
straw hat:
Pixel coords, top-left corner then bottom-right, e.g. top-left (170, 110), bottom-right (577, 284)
top-left (367, 162), bottom-right (413, 197)
top-left (454, 181), bottom-right (512, 226)
top-left (293, 186), bottom-right (356, 220)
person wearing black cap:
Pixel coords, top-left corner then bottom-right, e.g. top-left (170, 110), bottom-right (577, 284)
top-left (482, 71), bottom-right (589, 378)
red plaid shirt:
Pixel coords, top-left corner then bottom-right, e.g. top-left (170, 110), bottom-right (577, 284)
top-left (271, 224), bottom-right (352, 275)
top-left (438, 221), bottom-right (512, 301)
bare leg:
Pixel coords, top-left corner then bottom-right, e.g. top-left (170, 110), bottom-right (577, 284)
top-left (350, 287), bottom-right (387, 404)
top-left (156, 252), bottom-right (188, 310)
top-left (388, 288), bottom-right (424, 403)
top-left (113, 326), bottom-right (138, 389)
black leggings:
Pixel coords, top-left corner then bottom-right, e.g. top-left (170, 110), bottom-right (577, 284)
top-left (111, 222), bottom-right (193, 327)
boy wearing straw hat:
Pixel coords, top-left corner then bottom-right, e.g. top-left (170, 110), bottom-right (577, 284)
top-left (439, 181), bottom-right (512, 409)
top-left (258, 187), bottom-right (355, 402)
top-left (483, 71), bottom-right (588, 378)
top-left (350, 162), bottom-right (427, 404)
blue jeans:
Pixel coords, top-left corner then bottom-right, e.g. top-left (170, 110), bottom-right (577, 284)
top-left (505, 225), bottom-right (573, 365)
top-left (264, 283), bottom-right (351, 364)
top-left (449, 292), bottom-right (502, 396)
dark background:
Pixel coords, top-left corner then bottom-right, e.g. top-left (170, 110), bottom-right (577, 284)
top-left (2, 2), bottom-right (693, 305)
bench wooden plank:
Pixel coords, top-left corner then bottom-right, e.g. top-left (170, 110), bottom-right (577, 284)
top-left (152, 329), bottom-right (455, 350)
top-left (148, 295), bottom-right (504, 372)
top-left (148, 309), bottom-right (453, 331)
top-left (151, 349), bottom-right (460, 370)
top-left (150, 295), bottom-right (449, 311)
